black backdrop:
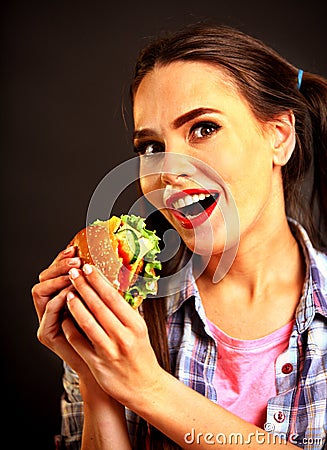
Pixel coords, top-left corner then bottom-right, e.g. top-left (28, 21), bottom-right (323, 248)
top-left (2, 1), bottom-right (326, 448)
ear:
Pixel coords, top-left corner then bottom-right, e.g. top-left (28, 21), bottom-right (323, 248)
top-left (271, 111), bottom-right (296, 167)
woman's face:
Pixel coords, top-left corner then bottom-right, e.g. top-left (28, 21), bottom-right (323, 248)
top-left (133, 61), bottom-right (278, 255)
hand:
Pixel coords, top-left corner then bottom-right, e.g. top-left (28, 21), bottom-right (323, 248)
top-left (63, 263), bottom-right (163, 408)
top-left (31, 245), bottom-right (90, 374)
top-left (32, 247), bottom-right (134, 450)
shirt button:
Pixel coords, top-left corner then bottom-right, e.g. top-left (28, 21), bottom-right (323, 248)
top-left (281, 363), bottom-right (293, 374)
top-left (274, 411), bottom-right (286, 423)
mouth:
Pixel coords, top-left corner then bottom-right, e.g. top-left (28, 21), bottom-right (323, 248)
top-left (165, 189), bottom-right (220, 229)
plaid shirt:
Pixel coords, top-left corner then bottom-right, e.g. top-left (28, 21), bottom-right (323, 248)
top-left (59, 221), bottom-right (327, 449)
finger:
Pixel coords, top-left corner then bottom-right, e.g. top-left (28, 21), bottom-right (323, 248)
top-left (37, 285), bottom-right (74, 342)
top-left (81, 264), bottom-right (139, 326)
top-left (39, 246), bottom-right (81, 282)
top-left (67, 268), bottom-right (126, 337)
top-left (38, 291), bottom-right (90, 372)
top-left (65, 291), bottom-right (116, 354)
top-left (56, 245), bottom-right (77, 261)
top-left (32, 275), bottom-right (72, 320)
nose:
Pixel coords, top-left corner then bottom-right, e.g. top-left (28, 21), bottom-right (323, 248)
top-left (160, 152), bottom-right (196, 186)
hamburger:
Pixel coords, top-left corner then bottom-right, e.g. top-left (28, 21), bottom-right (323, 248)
top-left (69, 214), bottom-right (162, 309)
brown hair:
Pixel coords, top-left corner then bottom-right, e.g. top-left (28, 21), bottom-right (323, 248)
top-left (130, 23), bottom-right (327, 449)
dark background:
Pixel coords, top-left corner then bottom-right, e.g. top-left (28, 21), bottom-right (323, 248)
top-left (2, 1), bottom-right (326, 448)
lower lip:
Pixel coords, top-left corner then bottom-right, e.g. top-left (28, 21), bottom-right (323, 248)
top-left (170, 196), bottom-right (219, 229)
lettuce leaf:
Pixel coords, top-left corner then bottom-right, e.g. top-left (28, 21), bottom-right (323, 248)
top-left (120, 215), bottom-right (162, 305)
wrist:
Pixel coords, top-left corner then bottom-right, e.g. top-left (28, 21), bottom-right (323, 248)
top-left (80, 377), bottom-right (131, 450)
top-left (126, 366), bottom-right (173, 417)
top-left (79, 374), bottom-right (111, 404)
top-left (80, 376), bottom-right (127, 429)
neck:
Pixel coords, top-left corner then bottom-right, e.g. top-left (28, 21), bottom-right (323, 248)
top-left (196, 215), bottom-right (305, 339)
top-left (199, 215), bottom-right (304, 304)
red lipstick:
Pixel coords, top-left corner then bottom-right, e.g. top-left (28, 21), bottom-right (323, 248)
top-left (165, 189), bottom-right (220, 229)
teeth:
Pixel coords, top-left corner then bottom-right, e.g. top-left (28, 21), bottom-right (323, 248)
top-left (172, 193), bottom-right (211, 209)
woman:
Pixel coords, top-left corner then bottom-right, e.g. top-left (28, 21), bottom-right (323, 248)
top-left (32, 24), bottom-right (327, 449)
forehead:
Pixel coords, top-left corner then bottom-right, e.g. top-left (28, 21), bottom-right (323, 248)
top-left (133, 61), bottom-right (246, 125)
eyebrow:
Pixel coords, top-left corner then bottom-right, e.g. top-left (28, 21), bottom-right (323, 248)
top-left (133, 107), bottom-right (222, 141)
top-left (171, 107), bottom-right (222, 129)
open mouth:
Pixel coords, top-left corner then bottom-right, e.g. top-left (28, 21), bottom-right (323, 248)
top-left (165, 189), bottom-right (220, 229)
top-left (172, 192), bottom-right (218, 217)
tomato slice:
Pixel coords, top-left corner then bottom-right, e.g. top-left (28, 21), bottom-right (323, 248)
top-left (115, 228), bottom-right (140, 264)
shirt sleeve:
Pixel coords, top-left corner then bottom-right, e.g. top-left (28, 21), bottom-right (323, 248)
top-left (57, 362), bottom-right (140, 449)
top-left (59, 362), bottom-right (84, 450)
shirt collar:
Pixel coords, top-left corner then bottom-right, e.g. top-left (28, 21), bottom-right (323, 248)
top-left (166, 221), bottom-right (327, 331)
top-left (289, 219), bottom-right (327, 332)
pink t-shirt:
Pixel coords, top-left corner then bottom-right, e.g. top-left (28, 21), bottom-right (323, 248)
top-left (206, 318), bottom-right (294, 428)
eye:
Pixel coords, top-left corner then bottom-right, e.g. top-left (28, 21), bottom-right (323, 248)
top-left (134, 141), bottom-right (165, 156)
top-left (190, 121), bottom-right (221, 140)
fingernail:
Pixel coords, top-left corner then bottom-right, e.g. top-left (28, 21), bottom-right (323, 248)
top-left (68, 257), bottom-right (80, 266)
top-left (69, 268), bottom-right (79, 280)
top-left (67, 291), bottom-right (75, 302)
top-left (63, 246), bottom-right (74, 255)
top-left (83, 264), bottom-right (92, 275)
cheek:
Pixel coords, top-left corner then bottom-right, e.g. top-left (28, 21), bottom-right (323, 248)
top-left (213, 139), bottom-right (274, 225)
top-left (216, 135), bottom-right (272, 193)
top-left (140, 175), bottom-right (160, 195)
top-left (204, 134), bottom-right (247, 185)
top-left (139, 177), bottom-right (150, 196)
top-left (139, 175), bottom-right (165, 209)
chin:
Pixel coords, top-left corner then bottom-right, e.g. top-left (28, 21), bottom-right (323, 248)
top-left (182, 220), bottom-right (230, 256)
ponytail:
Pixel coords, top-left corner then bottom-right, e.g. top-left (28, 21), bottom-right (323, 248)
top-left (299, 72), bottom-right (327, 250)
